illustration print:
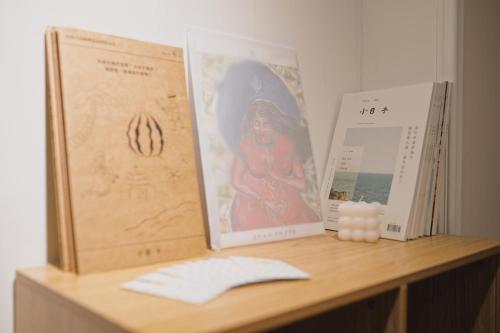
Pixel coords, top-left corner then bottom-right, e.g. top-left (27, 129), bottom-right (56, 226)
top-left (200, 57), bottom-right (321, 233)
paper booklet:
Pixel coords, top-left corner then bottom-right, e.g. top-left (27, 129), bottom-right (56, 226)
top-left (321, 82), bottom-right (450, 241)
top-left (186, 29), bottom-right (324, 249)
top-left (121, 256), bottom-right (309, 304)
top-left (45, 27), bottom-right (208, 273)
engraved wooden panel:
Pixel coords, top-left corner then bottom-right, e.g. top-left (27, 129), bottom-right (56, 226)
top-left (46, 29), bottom-right (76, 271)
top-left (46, 27), bottom-right (207, 273)
top-left (45, 72), bottom-right (62, 268)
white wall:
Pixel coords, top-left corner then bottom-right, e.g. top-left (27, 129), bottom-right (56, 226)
top-left (361, 0), bottom-right (440, 90)
top-left (0, 1), bottom-right (361, 332)
top-left (361, 0), bottom-right (500, 240)
top-left (460, 0), bottom-right (500, 238)
top-left (360, 0), bottom-right (462, 234)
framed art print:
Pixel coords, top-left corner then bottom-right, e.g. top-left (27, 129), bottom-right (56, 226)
top-left (187, 29), bottom-right (324, 249)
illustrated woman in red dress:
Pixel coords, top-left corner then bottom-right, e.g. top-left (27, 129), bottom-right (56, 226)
top-left (230, 100), bottom-right (319, 231)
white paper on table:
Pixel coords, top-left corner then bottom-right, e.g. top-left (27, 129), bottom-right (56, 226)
top-left (121, 273), bottom-right (228, 304)
top-left (121, 256), bottom-right (309, 304)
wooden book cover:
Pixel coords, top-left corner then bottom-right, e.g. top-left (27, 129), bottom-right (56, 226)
top-left (45, 27), bottom-right (208, 273)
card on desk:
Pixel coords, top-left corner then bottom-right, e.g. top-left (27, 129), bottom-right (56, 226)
top-left (121, 256), bottom-right (310, 303)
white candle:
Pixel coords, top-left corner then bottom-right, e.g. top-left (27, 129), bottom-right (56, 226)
top-left (338, 216), bottom-right (352, 229)
top-left (364, 230), bottom-right (380, 242)
top-left (337, 201), bottom-right (382, 243)
top-left (338, 201), bottom-right (356, 217)
top-left (351, 229), bottom-right (364, 242)
top-left (338, 228), bottom-right (352, 241)
top-left (358, 202), bottom-right (372, 217)
top-left (351, 217), bottom-right (365, 229)
top-left (365, 217), bottom-right (381, 230)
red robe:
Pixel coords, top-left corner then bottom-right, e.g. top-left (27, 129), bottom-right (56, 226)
top-left (231, 134), bottom-right (319, 231)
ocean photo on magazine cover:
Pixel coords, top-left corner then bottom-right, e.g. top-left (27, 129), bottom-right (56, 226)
top-left (330, 127), bottom-right (402, 205)
top-left (199, 55), bottom-right (322, 233)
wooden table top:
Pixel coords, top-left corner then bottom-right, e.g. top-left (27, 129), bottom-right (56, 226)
top-left (16, 232), bottom-right (500, 333)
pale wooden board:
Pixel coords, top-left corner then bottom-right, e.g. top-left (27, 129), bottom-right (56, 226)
top-left (16, 233), bottom-right (500, 333)
top-left (15, 279), bottom-right (127, 333)
top-left (46, 27), bottom-right (208, 273)
top-left (45, 28), bottom-right (76, 272)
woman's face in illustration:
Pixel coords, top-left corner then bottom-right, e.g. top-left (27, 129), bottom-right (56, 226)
top-left (252, 112), bottom-right (274, 145)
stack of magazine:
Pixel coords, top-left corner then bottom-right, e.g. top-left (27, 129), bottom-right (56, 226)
top-left (321, 82), bottom-right (451, 241)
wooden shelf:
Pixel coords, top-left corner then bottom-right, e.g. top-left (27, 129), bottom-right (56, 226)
top-left (15, 232), bottom-right (500, 333)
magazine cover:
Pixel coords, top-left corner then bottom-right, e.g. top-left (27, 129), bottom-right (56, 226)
top-left (187, 29), bottom-right (324, 249)
top-left (321, 83), bottom-right (436, 241)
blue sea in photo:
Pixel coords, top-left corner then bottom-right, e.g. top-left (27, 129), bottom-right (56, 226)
top-left (330, 172), bottom-right (357, 200)
top-left (331, 172), bottom-right (393, 204)
top-left (352, 172), bottom-right (393, 204)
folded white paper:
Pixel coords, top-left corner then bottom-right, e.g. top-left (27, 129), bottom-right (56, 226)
top-left (121, 256), bottom-right (309, 304)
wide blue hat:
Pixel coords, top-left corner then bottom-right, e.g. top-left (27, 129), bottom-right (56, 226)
top-left (215, 60), bottom-right (300, 152)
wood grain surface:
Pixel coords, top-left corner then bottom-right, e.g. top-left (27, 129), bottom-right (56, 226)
top-left (45, 28), bottom-right (77, 272)
top-left (15, 233), bottom-right (500, 333)
top-left (408, 254), bottom-right (499, 333)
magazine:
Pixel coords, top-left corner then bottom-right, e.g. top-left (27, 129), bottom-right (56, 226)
top-left (321, 83), bottom-right (449, 241)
